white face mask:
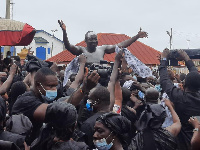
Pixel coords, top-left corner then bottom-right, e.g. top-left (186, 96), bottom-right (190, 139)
top-left (93, 132), bottom-right (114, 150)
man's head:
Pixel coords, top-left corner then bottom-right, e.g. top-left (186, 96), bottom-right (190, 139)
top-left (184, 71), bottom-right (200, 92)
top-left (6, 51), bottom-right (11, 58)
top-left (45, 102), bottom-right (77, 141)
top-left (85, 31), bottom-right (98, 50)
top-left (88, 86), bottom-right (110, 113)
top-left (34, 67), bottom-right (58, 99)
top-left (145, 87), bottom-right (159, 104)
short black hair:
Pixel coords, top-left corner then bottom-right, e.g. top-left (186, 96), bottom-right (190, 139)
top-left (15, 56), bottom-right (20, 62)
top-left (90, 86), bottom-right (110, 106)
top-left (185, 71), bottom-right (200, 91)
top-left (85, 31), bottom-right (95, 40)
top-left (34, 67), bottom-right (56, 83)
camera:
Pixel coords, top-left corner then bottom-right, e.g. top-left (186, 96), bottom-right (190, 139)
top-left (86, 60), bottom-right (113, 78)
top-left (168, 49), bottom-right (200, 66)
top-left (86, 60), bottom-right (114, 86)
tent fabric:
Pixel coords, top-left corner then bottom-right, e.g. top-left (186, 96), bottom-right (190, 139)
top-left (0, 19), bottom-right (35, 46)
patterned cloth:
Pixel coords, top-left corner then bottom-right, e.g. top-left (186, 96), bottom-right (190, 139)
top-left (63, 57), bottom-right (79, 87)
top-left (115, 46), bottom-right (152, 78)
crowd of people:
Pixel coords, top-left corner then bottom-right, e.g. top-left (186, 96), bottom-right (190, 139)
top-left (0, 20), bottom-right (199, 150)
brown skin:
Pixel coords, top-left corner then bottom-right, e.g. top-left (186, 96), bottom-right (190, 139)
top-left (188, 117), bottom-right (200, 150)
top-left (93, 121), bottom-right (123, 150)
top-left (58, 20), bottom-right (148, 56)
top-left (165, 99), bottom-right (181, 137)
top-left (33, 75), bottom-right (58, 122)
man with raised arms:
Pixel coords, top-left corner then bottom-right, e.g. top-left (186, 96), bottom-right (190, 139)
top-left (58, 20), bottom-right (148, 64)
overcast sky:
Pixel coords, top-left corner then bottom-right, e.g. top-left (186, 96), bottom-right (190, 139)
top-left (1, 0), bottom-right (200, 51)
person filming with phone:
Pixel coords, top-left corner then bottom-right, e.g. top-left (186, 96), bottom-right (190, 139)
top-left (159, 48), bottom-right (200, 150)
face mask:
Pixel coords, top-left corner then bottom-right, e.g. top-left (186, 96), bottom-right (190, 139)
top-left (155, 84), bottom-right (162, 92)
top-left (86, 100), bottom-right (93, 111)
top-left (93, 132), bottom-right (114, 150)
top-left (7, 56), bottom-right (11, 58)
top-left (39, 83), bottom-right (57, 101)
top-left (133, 75), bottom-right (137, 81)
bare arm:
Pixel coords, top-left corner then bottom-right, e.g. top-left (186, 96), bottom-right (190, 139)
top-left (67, 71), bottom-right (100, 106)
top-left (58, 20), bottom-right (83, 56)
top-left (107, 51), bottom-right (122, 110)
top-left (165, 99), bottom-right (181, 137)
top-left (113, 80), bottom-right (123, 111)
top-left (70, 54), bottom-right (87, 89)
top-left (104, 31), bottom-right (148, 54)
top-left (188, 117), bottom-right (200, 150)
top-left (0, 64), bottom-right (17, 95)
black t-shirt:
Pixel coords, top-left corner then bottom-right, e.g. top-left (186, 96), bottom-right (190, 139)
top-left (0, 131), bottom-right (25, 149)
top-left (80, 112), bottom-right (105, 148)
top-left (12, 91), bottom-right (43, 143)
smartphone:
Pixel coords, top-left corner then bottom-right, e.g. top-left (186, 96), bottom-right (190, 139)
top-left (138, 90), bottom-right (145, 100)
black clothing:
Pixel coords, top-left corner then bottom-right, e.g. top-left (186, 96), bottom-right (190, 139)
top-left (159, 59), bottom-right (200, 150)
top-left (51, 140), bottom-right (89, 150)
top-left (80, 112), bottom-right (105, 148)
top-left (0, 131), bottom-right (25, 149)
top-left (0, 140), bottom-right (21, 150)
top-left (129, 128), bottom-right (177, 150)
top-left (12, 91), bottom-right (43, 143)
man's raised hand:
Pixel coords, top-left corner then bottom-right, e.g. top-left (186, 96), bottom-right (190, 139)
top-left (137, 30), bottom-right (148, 38)
top-left (78, 54), bottom-right (87, 64)
top-left (58, 20), bottom-right (66, 31)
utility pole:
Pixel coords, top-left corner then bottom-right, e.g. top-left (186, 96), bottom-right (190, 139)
top-left (10, 0), bottom-right (15, 20)
top-left (5, 0), bottom-right (10, 19)
top-left (166, 28), bottom-right (173, 49)
top-left (51, 29), bottom-right (58, 57)
top-left (4, 0), bottom-right (11, 58)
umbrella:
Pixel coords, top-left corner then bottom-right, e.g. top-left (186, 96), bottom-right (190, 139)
top-left (0, 19), bottom-right (36, 46)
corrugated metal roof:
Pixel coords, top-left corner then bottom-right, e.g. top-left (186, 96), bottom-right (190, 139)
top-left (47, 49), bottom-right (76, 62)
top-left (47, 33), bottom-right (161, 65)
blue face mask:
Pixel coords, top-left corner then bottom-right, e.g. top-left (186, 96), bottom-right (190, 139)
top-left (39, 83), bottom-right (57, 102)
top-left (93, 132), bottom-right (114, 150)
top-left (7, 56), bottom-right (11, 58)
top-left (155, 84), bottom-right (162, 92)
top-left (86, 100), bottom-right (93, 111)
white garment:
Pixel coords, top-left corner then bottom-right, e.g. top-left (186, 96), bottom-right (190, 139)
top-left (161, 93), bottom-right (173, 128)
top-left (63, 57), bottom-right (79, 87)
top-left (115, 46), bottom-right (152, 78)
top-left (123, 80), bottom-right (134, 90)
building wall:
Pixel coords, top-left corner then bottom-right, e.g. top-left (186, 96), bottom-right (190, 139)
top-left (11, 30), bottom-right (64, 60)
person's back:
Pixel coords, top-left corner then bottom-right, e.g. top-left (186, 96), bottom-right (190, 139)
top-left (0, 131), bottom-right (25, 149)
top-left (130, 103), bottom-right (180, 150)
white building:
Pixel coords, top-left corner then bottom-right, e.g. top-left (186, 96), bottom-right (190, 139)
top-left (1, 30), bottom-right (65, 60)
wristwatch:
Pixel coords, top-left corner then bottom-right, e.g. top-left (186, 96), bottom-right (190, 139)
top-left (193, 128), bottom-right (199, 132)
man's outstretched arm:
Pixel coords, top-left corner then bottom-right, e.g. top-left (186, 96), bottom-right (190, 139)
top-left (104, 30), bottom-right (148, 54)
top-left (58, 20), bottom-right (83, 56)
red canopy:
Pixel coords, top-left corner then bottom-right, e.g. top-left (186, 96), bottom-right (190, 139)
top-left (0, 19), bottom-right (36, 46)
